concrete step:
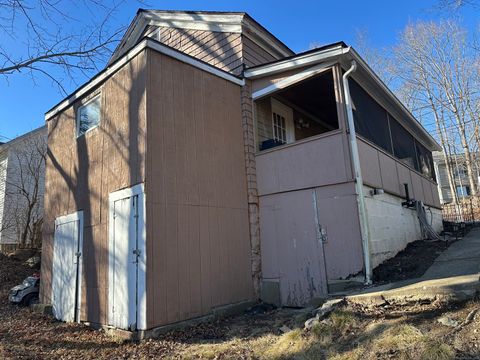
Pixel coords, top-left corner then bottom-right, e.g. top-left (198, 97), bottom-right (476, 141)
top-left (346, 274), bottom-right (480, 307)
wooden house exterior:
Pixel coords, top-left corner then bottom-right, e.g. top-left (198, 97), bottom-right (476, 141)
top-left (40, 10), bottom-right (442, 335)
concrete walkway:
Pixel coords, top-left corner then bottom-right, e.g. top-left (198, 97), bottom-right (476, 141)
top-left (422, 227), bottom-right (480, 280)
top-left (346, 228), bottom-right (480, 305)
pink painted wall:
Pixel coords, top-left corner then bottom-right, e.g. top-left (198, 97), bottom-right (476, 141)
top-left (255, 131), bottom-right (352, 196)
top-left (259, 189), bottom-right (328, 306)
top-left (256, 133), bottom-right (364, 305)
top-left (357, 138), bottom-right (441, 208)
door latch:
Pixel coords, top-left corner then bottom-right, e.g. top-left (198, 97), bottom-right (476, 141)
top-left (132, 249), bottom-right (141, 263)
top-left (319, 226), bottom-right (328, 243)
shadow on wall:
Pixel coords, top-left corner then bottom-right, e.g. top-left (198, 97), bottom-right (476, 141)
top-left (149, 19), bottom-right (243, 75)
top-left (42, 51), bottom-right (146, 326)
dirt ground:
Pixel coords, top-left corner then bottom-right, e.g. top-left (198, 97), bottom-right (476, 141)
top-left (1, 252), bottom-right (480, 359)
top-left (372, 239), bottom-right (448, 283)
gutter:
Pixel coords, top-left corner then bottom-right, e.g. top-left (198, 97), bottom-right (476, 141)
top-left (342, 60), bottom-right (372, 285)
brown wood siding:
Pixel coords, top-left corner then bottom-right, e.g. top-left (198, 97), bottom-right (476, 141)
top-left (145, 49), bottom-right (253, 329)
top-left (156, 27), bottom-right (244, 76)
top-left (40, 50), bottom-right (147, 325)
top-left (242, 35), bottom-right (278, 68)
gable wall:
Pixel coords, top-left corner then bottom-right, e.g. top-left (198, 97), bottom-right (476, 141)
top-left (156, 26), bottom-right (244, 75)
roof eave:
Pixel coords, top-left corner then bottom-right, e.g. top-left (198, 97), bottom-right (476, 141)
top-left (244, 44), bottom-right (348, 79)
top-left (245, 45), bottom-right (441, 152)
top-left (347, 48), bottom-right (441, 152)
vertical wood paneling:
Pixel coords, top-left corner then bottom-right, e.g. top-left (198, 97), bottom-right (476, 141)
top-left (146, 49), bottom-right (252, 328)
top-left (41, 50), bottom-right (148, 325)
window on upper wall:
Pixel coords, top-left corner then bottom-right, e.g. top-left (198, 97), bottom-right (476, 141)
top-left (349, 78), bottom-right (393, 154)
top-left (271, 98), bottom-right (294, 145)
top-left (77, 94), bottom-right (101, 137)
top-left (456, 185), bottom-right (470, 198)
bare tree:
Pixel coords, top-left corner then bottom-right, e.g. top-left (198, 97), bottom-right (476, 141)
top-left (0, 130), bottom-right (46, 248)
top-left (354, 29), bottom-right (397, 87)
top-left (394, 20), bottom-right (480, 200)
top-left (0, 0), bottom-right (136, 94)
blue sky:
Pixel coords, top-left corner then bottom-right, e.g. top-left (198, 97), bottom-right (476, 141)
top-left (0, 0), bottom-right (477, 140)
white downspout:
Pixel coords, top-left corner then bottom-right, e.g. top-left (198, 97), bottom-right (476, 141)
top-left (342, 60), bottom-right (372, 285)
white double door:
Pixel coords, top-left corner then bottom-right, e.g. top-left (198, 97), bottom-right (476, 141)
top-left (108, 184), bottom-right (146, 331)
top-left (52, 211), bottom-right (83, 323)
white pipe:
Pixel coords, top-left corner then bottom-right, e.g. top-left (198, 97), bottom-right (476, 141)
top-left (342, 60), bottom-right (372, 285)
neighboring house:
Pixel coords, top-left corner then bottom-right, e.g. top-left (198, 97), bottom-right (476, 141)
top-left (40, 10), bottom-right (442, 336)
top-left (433, 151), bottom-right (479, 204)
top-left (0, 126), bottom-right (47, 252)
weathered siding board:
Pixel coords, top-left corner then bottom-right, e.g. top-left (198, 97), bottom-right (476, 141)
top-left (256, 131), bottom-right (350, 196)
top-left (358, 140), bottom-right (382, 188)
top-left (145, 49), bottom-right (253, 329)
top-left (357, 138), bottom-right (441, 208)
top-left (259, 189), bottom-right (328, 307)
top-left (315, 182), bottom-right (364, 280)
top-left (40, 50), bottom-right (147, 326)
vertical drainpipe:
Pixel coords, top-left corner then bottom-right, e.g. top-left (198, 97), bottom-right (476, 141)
top-left (342, 60), bottom-right (372, 285)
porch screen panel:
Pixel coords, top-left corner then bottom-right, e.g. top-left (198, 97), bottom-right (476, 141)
top-left (390, 117), bottom-right (419, 171)
top-left (415, 140), bottom-right (436, 181)
top-left (349, 79), bottom-right (392, 154)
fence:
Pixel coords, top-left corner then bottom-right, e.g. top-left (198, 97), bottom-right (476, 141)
top-left (442, 196), bottom-right (480, 223)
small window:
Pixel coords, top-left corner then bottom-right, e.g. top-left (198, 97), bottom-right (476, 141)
top-left (273, 112), bottom-right (287, 143)
top-left (77, 95), bottom-right (101, 137)
top-left (456, 185), bottom-right (470, 198)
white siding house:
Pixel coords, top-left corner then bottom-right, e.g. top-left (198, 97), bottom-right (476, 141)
top-left (0, 127), bottom-right (47, 251)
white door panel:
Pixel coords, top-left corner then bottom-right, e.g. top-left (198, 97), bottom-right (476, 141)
top-left (108, 184), bottom-right (146, 331)
top-left (51, 211), bottom-right (83, 323)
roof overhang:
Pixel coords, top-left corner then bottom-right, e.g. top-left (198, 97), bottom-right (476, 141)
top-left (0, 126), bottom-right (47, 151)
top-left (45, 38), bottom-right (244, 121)
top-left (245, 45), bottom-right (441, 152)
top-left (109, 10), bottom-right (294, 65)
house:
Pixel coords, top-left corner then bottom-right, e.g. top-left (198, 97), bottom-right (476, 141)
top-left (433, 151), bottom-right (479, 204)
top-left (40, 10), bottom-right (442, 336)
top-left (0, 126), bottom-right (47, 253)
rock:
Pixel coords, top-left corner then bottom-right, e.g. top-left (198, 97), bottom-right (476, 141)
top-left (316, 298), bottom-right (345, 319)
top-left (24, 255), bottom-right (41, 268)
top-left (437, 316), bottom-right (459, 327)
top-left (245, 302), bottom-right (277, 315)
top-left (279, 325), bottom-right (291, 333)
top-left (31, 304), bottom-right (53, 316)
top-left (304, 317), bottom-right (319, 330)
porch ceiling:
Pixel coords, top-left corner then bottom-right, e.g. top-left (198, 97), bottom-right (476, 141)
top-left (245, 44), bottom-right (441, 152)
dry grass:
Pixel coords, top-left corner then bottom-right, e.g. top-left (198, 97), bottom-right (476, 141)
top-left (375, 324), bottom-right (424, 352)
top-left (0, 252), bottom-right (472, 360)
top-left (328, 322), bottom-right (456, 360)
